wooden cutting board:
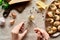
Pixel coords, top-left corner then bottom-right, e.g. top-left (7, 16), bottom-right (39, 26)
top-left (5, 0), bottom-right (30, 12)
top-left (3, 0), bottom-right (30, 18)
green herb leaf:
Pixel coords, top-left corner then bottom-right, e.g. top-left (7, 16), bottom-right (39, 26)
top-left (2, 3), bottom-right (9, 9)
top-left (0, 0), bottom-right (2, 5)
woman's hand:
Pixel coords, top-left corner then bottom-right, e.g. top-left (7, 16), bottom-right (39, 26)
top-left (34, 28), bottom-right (50, 40)
top-left (11, 22), bottom-right (28, 40)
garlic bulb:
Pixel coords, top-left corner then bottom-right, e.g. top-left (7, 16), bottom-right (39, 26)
top-left (0, 17), bottom-right (5, 26)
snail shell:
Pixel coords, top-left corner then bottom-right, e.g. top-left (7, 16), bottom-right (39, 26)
top-left (47, 11), bottom-right (53, 17)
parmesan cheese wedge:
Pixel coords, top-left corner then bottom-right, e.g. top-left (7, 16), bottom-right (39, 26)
top-left (9, 0), bottom-right (30, 5)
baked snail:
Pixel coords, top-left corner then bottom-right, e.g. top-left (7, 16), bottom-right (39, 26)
top-left (47, 26), bottom-right (57, 34)
top-left (58, 4), bottom-right (60, 8)
top-left (54, 1), bottom-right (60, 5)
top-left (54, 21), bottom-right (60, 26)
top-left (47, 11), bottom-right (53, 17)
top-left (50, 4), bottom-right (57, 11)
top-left (48, 30), bottom-right (54, 35)
top-left (46, 18), bottom-right (54, 23)
top-left (56, 9), bottom-right (60, 14)
top-left (58, 25), bottom-right (60, 31)
top-left (46, 26), bottom-right (51, 31)
top-left (46, 26), bottom-right (53, 34)
top-left (54, 15), bottom-right (60, 20)
top-left (51, 26), bottom-right (57, 33)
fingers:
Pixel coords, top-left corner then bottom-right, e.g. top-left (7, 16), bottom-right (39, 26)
top-left (42, 30), bottom-right (50, 40)
top-left (22, 30), bottom-right (28, 37)
top-left (11, 22), bottom-right (24, 34)
top-left (37, 32), bottom-right (42, 40)
top-left (34, 28), bottom-right (50, 40)
top-left (34, 28), bottom-right (42, 38)
top-left (38, 29), bottom-right (50, 40)
top-left (37, 32), bottom-right (42, 38)
top-left (34, 28), bottom-right (41, 33)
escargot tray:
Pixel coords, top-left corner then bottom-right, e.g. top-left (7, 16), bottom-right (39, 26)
top-left (45, 0), bottom-right (60, 38)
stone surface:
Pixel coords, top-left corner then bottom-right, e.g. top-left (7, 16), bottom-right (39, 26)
top-left (0, 0), bottom-right (60, 40)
